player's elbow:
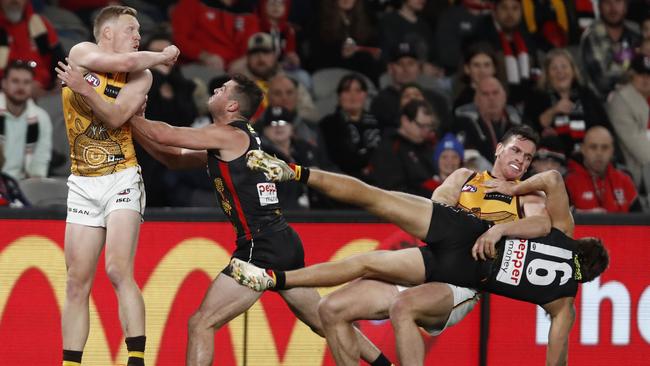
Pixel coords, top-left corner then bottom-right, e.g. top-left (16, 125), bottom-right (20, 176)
top-left (543, 170), bottom-right (564, 188)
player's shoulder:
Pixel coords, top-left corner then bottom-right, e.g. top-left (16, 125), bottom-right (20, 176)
top-left (69, 42), bottom-right (98, 56)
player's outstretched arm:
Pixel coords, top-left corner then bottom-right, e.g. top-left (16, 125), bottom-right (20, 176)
top-left (131, 126), bottom-right (207, 169)
top-left (543, 297), bottom-right (575, 366)
top-left (130, 115), bottom-right (247, 152)
top-left (68, 42), bottom-right (179, 73)
top-left (484, 170), bottom-right (574, 236)
top-left (57, 61), bottom-right (152, 129)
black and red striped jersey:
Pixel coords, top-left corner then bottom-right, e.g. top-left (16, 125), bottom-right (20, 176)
top-left (481, 228), bottom-right (580, 305)
top-left (207, 120), bottom-right (288, 243)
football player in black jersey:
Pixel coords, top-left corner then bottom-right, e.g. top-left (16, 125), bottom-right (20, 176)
top-left (124, 74), bottom-right (392, 366)
top-left (231, 151), bottom-right (608, 366)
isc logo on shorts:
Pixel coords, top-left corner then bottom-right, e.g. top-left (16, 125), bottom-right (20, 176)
top-left (84, 73), bottom-right (101, 87)
top-left (496, 239), bottom-right (528, 286)
top-left (257, 183), bottom-right (279, 206)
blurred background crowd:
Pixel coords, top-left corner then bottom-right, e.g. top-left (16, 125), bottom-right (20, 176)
top-left (0, 0), bottom-right (649, 214)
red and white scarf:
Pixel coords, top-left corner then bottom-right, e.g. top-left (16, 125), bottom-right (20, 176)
top-left (498, 28), bottom-right (530, 84)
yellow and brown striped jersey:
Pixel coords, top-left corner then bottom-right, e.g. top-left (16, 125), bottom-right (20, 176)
top-left (457, 171), bottom-right (523, 224)
top-left (62, 71), bottom-right (137, 177)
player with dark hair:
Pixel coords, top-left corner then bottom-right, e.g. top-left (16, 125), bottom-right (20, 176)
top-left (122, 73), bottom-right (391, 366)
top-left (231, 152), bottom-right (609, 366)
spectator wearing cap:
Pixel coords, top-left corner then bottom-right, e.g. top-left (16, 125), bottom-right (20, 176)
top-left (0, 0), bottom-right (65, 96)
top-left (528, 136), bottom-right (567, 175)
top-left (454, 77), bottom-right (522, 163)
top-left (580, 0), bottom-right (641, 100)
top-left (370, 40), bottom-right (451, 133)
top-left (429, 133), bottom-right (464, 191)
top-left (468, 0), bottom-right (539, 107)
top-left (320, 73), bottom-right (381, 180)
top-left (524, 48), bottom-right (614, 159)
top-left (606, 53), bottom-right (650, 188)
top-left (307, 0), bottom-right (382, 83)
top-left (259, 106), bottom-right (329, 209)
top-left (368, 99), bottom-right (439, 197)
top-left (243, 33), bottom-right (317, 122)
top-left (564, 126), bottom-right (641, 213)
top-left (378, 0), bottom-right (441, 77)
top-left (171, 0), bottom-right (260, 71)
top-left (0, 60), bottom-right (52, 181)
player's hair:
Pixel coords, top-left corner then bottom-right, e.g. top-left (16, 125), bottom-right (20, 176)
top-left (575, 237), bottom-right (609, 283)
top-left (500, 125), bottom-right (540, 147)
top-left (93, 5), bottom-right (138, 42)
top-left (230, 73), bottom-right (264, 119)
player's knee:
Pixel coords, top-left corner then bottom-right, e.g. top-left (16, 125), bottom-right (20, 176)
top-left (65, 275), bottom-right (92, 302)
top-left (389, 295), bottom-right (417, 323)
top-left (317, 296), bottom-right (346, 325)
top-left (105, 262), bottom-right (132, 289)
top-left (188, 310), bottom-right (221, 335)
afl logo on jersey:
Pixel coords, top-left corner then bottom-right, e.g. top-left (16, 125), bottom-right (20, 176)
top-left (462, 184), bottom-right (477, 192)
top-left (84, 73), bottom-right (101, 88)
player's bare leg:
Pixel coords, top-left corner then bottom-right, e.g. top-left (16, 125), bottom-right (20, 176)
top-left (186, 274), bottom-right (262, 366)
top-left (389, 283), bottom-right (455, 366)
top-left (280, 286), bottom-right (387, 364)
top-left (105, 210), bottom-right (145, 337)
top-left (317, 279), bottom-right (400, 366)
top-left (62, 224), bottom-right (106, 350)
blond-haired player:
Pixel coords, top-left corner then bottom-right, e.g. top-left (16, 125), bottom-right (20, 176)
top-left (56, 5), bottom-right (179, 366)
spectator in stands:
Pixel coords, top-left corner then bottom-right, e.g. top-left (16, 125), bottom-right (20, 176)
top-left (520, 0), bottom-right (580, 50)
top-left (370, 41), bottom-right (451, 133)
top-left (135, 33), bottom-right (201, 207)
top-left (267, 73), bottom-right (318, 133)
top-left (308, 0), bottom-right (382, 83)
top-left (435, 0), bottom-right (492, 74)
top-left (580, 0), bottom-right (641, 100)
top-left (641, 13), bottom-right (650, 40)
top-left (524, 48), bottom-right (612, 159)
top-left (0, 171), bottom-right (28, 207)
top-left (257, 0), bottom-right (311, 89)
top-left (259, 106), bottom-right (326, 209)
top-left (606, 53), bottom-right (650, 188)
top-left (244, 33), bottom-right (317, 121)
top-left (0, 0), bottom-right (65, 96)
top-left (565, 126), bottom-right (640, 212)
top-left (470, 0), bottom-right (538, 105)
top-left (171, 0), bottom-right (259, 72)
top-left (368, 99), bottom-right (438, 197)
top-left (454, 77), bottom-right (521, 163)
top-left (399, 83), bottom-right (427, 108)
top-left (528, 136), bottom-right (567, 175)
top-left (453, 42), bottom-right (500, 111)
top-left (0, 60), bottom-right (51, 181)
top-left (429, 132), bottom-right (464, 191)
top-left (378, 0), bottom-right (440, 76)
top-left (320, 73), bottom-right (381, 180)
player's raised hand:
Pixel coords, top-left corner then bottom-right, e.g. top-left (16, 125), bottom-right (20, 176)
top-left (162, 45), bottom-right (180, 66)
top-left (483, 179), bottom-right (518, 196)
top-left (56, 58), bottom-right (93, 95)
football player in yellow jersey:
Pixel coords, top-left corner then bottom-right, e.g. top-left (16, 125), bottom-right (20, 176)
top-left (55, 5), bottom-right (179, 366)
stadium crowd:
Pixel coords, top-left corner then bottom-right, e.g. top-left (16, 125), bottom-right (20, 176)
top-left (0, 0), bottom-right (648, 213)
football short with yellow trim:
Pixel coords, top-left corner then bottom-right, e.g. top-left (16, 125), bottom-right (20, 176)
top-left (66, 165), bottom-right (146, 227)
